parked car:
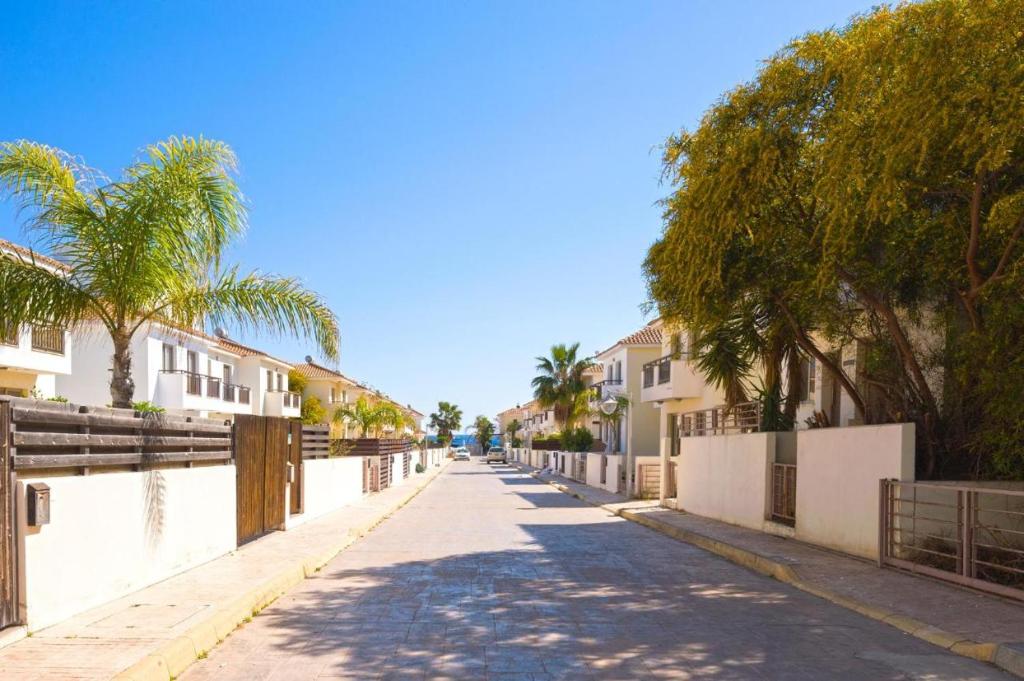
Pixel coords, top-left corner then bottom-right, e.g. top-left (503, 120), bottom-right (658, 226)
top-left (485, 446), bottom-right (507, 464)
top-left (453, 446), bottom-right (471, 461)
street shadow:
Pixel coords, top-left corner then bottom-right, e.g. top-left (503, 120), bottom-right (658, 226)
top-left (184, 514), bottom-right (1005, 681)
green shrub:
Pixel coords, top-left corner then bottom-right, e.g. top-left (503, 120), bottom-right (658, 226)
top-left (132, 401), bottom-right (165, 414)
top-left (415, 463), bottom-right (425, 474)
top-left (560, 427), bottom-right (594, 453)
top-left (301, 395), bottom-right (326, 425)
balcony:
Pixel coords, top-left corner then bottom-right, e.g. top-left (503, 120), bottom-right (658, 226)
top-left (589, 379), bottom-right (623, 402)
top-left (30, 326), bottom-right (65, 355)
top-left (265, 389), bottom-right (301, 418)
top-left (640, 354), bottom-right (705, 403)
top-left (157, 370), bottom-right (253, 415)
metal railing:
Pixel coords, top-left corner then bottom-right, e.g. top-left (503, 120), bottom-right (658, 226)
top-left (771, 463), bottom-right (797, 525)
top-left (30, 326), bottom-right (64, 355)
top-left (590, 379), bottom-right (622, 401)
top-left (679, 401), bottom-right (762, 436)
top-left (880, 480), bottom-right (1024, 601)
top-left (271, 390), bottom-right (301, 409)
top-left (160, 370), bottom-right (251, 406)
top-left (642, 354), bottom-right (676, 388)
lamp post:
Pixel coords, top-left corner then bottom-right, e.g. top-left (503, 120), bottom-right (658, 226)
top-left (601, 393), bottom-right (634, 497)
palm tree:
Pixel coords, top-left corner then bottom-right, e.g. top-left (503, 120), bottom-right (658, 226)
top-left (0, 137), bottom-right (339, 408)
top-left (504, 418), bottom-right (522, 445)
top-left (531, 342), bottom-right (594, 430)
top-left (473, 415), bottom-right (496, 451)
top-left (428, 401), bottom-right (462, 445)
top-left (332, 395), bottom-right (383, 438)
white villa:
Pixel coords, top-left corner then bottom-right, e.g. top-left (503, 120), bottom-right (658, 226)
top-left (0, 239), bottom-right (72, 399)
top-left (57, 324), bottom-right (300, 420)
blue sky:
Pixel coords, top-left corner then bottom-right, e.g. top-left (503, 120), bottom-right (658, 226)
top-left (1, 0), bottom-right (871, 427)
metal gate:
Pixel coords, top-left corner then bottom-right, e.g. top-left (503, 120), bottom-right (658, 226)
top-left (0, 402), bottom-right (17, 629)
top-left (771, 463), bottom-right (797, 526)
top-left (288, 421), bottom-right (303, 516)
top-left (235, 415), bottom-right (290, 545)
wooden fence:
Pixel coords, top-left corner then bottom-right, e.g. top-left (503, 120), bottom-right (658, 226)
top-left (301, 424), bottom-right (330, 458)
top-left (1, 397), bottom-right (232, 473)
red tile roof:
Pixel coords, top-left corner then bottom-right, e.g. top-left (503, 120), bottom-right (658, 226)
top-left (595, 322), bottom-right (662, 357)
top-left (0, 237), bottom-right (69, 271)
top-left (214, 337), bottom-right (293, 368)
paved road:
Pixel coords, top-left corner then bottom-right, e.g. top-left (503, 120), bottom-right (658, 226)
top-left (182, 460), bottom-right (1012, 680)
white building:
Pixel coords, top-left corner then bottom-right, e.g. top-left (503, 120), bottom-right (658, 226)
top-left (58, 324), bottom-right (300, 420)
top-left (0, 239), bottom-right (72, 398)
top-left (594, 322), bottom-right (663, 458)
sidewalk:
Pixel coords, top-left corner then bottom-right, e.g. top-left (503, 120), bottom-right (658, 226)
top-left (516, 462), bottom-right (1024, 678)
top-left (0, 461), bottom-right (450, 681)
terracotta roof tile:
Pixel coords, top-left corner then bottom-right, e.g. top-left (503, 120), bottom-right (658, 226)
top-left (214, 337), bottom-right (293, 368)
top-left (596, 322), bottom-right (662, 357)
top-left (0, 238), bottom-right (69, 271)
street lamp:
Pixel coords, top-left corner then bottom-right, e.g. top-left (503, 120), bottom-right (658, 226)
top-left (600, 393), bottom-right (634, 496)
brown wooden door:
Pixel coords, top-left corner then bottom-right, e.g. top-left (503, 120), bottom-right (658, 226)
top-left (0, 402), bottom-right (18, 629)
top-left (235, 414), bottom-right (289, 546)
top-left (288, 421), bottom-right (303, 516)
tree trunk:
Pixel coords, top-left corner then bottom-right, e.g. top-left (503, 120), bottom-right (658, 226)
top-left (109, 330), bottom-right (135, 409)
top-left (783, 348), bottom-right (802, 424)
top-left (776, 299), bottom-right (867, 420)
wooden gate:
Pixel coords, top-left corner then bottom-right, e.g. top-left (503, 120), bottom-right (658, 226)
top-left (637, 464), bottom-right (661, 499)
top-left (0, 402), bottom-right (17, 630)
top-left (288, 421), bottom-right (303, 516)
top-left (235, 415), bottom-right (290, 545)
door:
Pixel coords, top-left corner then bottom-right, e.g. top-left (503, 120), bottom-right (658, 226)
top-left (288, 421), bottom-right (303, 515)
top-left (0, 402), bottom-right (17, 629)
top-left (235, 415), bottom-right (289, 545)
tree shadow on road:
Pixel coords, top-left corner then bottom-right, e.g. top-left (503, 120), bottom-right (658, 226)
top-left (184, 473), bottom-right (1011, 681)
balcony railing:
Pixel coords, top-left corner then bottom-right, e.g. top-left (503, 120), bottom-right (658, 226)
top-left (270, 389), bottom-right (301, 409)
top-left (679, 401), bottom-right (762, 437)
top-left (643, 355), bottom-right (674, 387)
top-left (1, 325), bottom-right (18, 346)
top-left (160, 370), bottom-right (250, 405)
top-left (590, 379), bottom-right (622, 401)
top-left (30, 326), bottom-right (65, 355)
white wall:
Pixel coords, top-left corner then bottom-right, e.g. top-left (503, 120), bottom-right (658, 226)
top-left (17, 464), bottom-right (237, 630)
top-left (675, 432), bottom-right (774, 531)
top-left (286, 457), bottom-right (364, 529)
top-left (795, 423), bottom-right (915, 559)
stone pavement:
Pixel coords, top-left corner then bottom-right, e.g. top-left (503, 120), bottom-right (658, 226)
top-left (181, 460), bottom-right (1013, 680)
top-left (0, 461), bottom-right (449, 681)
top-left (520, 464), bottom-right (1024, 678)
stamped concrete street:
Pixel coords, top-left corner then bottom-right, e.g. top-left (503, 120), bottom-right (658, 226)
top-left (181, 461), bottom-right (1012, 681)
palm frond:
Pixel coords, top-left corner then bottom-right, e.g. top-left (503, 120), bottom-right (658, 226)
top-left (160, 268), bottom-right (340, 362)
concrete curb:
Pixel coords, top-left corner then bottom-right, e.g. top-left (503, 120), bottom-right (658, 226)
top-left (111, 461), bottom-right (450, 681)
top-left (514, 463), bottom-right (1024, 679)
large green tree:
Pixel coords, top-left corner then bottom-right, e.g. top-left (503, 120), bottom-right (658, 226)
top-left (0, 137), bottom-right (339, 408)
top-left (531, 343), bottom-right (594, 431)
top-left (645, 0), bottom-right (1024, 477)
top-left (428, 401), bottom-right (462, 445)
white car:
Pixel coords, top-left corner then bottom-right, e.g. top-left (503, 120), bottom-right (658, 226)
top-left (485, 446), bottom-right (507, 464)
top-left (452, 446), bottom-right (471, 461)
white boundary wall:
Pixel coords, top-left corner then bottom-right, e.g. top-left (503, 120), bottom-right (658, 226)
top-left (795, 423), bottom-right (914, 559)
top-left (286, 457), bottom-right (365, 529)
top-left (675, 432), bottom-right (774, 531)
top-left (17, 464), bottom-right (237, 630)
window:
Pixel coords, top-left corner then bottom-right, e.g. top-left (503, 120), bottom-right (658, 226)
top-left (329, 387), bottom-right (336, 404)
top-left (799, 357), bottom-right (815, 402)
top-left (615, 361), bottom-right (622, 381)
top-left (267, 369), bottom-right (273, 390)
top-left (276, 373), bottom-right (284, 391)
top-left (670, 414), bottom-right (680, 457)
top-left (223, 363), bottom-right (232, 385)
top-left (162, 343), bottom-right (176, 372)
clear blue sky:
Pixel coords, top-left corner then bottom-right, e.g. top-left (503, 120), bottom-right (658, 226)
top-left (1, 1), bottom-right (871, 427)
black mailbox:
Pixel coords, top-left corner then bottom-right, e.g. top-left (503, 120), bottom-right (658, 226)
top-left (27, 483), bottom-right (50, 526)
